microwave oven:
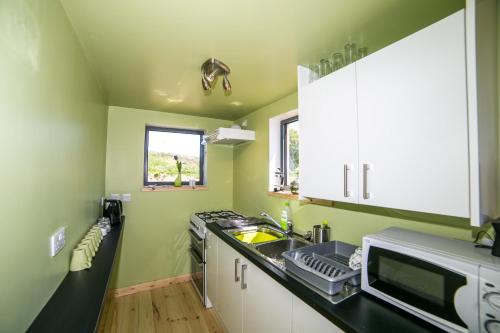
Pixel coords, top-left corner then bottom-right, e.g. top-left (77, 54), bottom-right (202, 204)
top-left (362, 227), bottom-right (500, 333)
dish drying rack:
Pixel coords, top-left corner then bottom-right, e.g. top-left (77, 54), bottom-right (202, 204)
top-left (282, 241), bottom-right (360, 295)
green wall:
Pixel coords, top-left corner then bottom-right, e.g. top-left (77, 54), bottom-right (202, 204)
top-left (0, 1), bottom-right (107, 332)
top-left (233, 93), bottom-right (476, 245)
top-left (105, 106), bottom-right (233, 288)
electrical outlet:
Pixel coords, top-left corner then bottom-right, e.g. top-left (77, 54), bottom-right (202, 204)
top-left (50, 227), bottom-right (66, 257)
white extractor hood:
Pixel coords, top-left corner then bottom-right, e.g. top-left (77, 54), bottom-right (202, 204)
top-left (203, 127), bottom-right (255, 145)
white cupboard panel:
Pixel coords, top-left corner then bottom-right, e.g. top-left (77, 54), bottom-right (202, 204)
top-left (242, 261), bottom-right (292, 333)
top-left (466, 0), bottom-right (498, 226)
top-left (299, 64), bottom-right (359, 203)
top-left (356, 11), bottom-right (469, 217)
top-left (292, 296), bottom-right (343, 333)
top-left (217, 241), bottom-right (243, 333)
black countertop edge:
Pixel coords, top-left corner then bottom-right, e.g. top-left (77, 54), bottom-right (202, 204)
top-left (27, 219), bottom-right (125, 333)
top-left (207, 223), bottom-right (444, 333)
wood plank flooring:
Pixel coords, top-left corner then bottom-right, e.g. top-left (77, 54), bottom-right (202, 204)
top-left (98, 282), bottom-right (225, 333)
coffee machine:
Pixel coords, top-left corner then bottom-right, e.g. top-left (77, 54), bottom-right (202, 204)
top-left (103, 199), bottom-right (123, 225)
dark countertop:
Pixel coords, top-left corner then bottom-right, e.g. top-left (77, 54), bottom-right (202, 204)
top-left (206, 222), bottom-right (444, 333)
top-left (27, 220), bottom-right (124, 333)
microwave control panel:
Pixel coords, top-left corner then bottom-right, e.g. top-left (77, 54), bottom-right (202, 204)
top-left (480, 267), bottom-right (500, 333)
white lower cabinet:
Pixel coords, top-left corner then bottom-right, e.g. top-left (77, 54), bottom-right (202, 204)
top-left (217, 240), bottom-right (244, 333)
top-left (242, 260), bottom-right (292, 333)
top-left (292, 296), bottom-right (343, 333)
top-left (210, 235), bottom-right (344, 333)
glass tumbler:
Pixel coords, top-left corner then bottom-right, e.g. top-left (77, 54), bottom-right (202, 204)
top-left (344, 43), bottom-right (357, 64)
top-left (319, 59), bottom-right (332, 77)
top-left (358, 47), bottom-right (368, 59)
top-left (309, 64), bottom-right (321, 83)
top-left (332, 52), bottom-right (344, 71)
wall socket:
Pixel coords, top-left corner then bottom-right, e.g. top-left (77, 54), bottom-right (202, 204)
top-left (50, 227), bottom-right (66, 257)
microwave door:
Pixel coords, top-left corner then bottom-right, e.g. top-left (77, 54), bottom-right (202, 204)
top-left (365, 246), bottom-right (469, 331)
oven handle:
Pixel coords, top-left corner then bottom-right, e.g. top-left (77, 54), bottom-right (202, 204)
top-left (190, 248), bottom-right (203, 266)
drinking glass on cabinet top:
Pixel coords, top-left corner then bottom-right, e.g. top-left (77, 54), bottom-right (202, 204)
top-left (331, 52), bottom-right (344, 70)
top-left (309, 64), bottom-right (321, 83)
top-left (358, 47), bottom-right (368, 59)
top-left (344, 43), bottom-right (357, 64)
top-left (319, 59), bottom-right (332, 77)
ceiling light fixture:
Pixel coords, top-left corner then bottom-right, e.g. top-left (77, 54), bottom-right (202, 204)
top-left (201, 58), bottom-right (231, 94)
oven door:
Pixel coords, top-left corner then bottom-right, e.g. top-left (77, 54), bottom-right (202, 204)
top-left (190, 248), bottom-right (206, 305)
top-left (189, 229), bottom-right (205, 261)
top-left (362, 238), bottom-right (478, 333)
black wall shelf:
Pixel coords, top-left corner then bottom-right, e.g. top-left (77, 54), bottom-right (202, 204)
top-left (27, 221), bottom-right (124, 333)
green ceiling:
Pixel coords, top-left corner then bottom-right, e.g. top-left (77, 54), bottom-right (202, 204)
top-left (61, 0), bottom-right (464, 120)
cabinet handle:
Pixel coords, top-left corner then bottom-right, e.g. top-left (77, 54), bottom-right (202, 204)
top-left (241, 264), bottom-right (247, 290)
top-left (343, 164), bottom-right (351, 198)
top-left (363, 164), bottom-right (371, 199)
top-left (234, 258), bottom-right (240, 282)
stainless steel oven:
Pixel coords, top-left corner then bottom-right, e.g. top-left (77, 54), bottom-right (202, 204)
top-left (189, 227), bottom-right (207, 306)
top-left (189, 210), bottom-right (245, 308)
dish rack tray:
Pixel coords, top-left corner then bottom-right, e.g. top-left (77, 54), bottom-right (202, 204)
top-left (282, 241), bottom-right (360, 295)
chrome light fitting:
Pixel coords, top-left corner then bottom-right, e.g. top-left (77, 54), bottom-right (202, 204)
top-left (201, 58), bottom-right (231, 93)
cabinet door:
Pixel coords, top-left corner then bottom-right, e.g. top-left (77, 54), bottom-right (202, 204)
top-left (292, 296), bottom-right (343, 333)
top-left (356, 11), bottom-right (470, 217)
top-left (217, 241), bottom-right (243, 333)
top-left (206, 231), bottom-right (218, 309)
top-left (299, 64), bottom-right (359, 203)
top-left (242, 261), bottom-right (292, 333)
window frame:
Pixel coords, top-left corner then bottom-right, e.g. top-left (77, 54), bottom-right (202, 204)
top-left (280, 115), bottom-right (299, 186)
top-left (143, 125), bottom-right (205, 186)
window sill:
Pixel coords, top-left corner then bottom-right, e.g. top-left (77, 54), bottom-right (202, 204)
top-left (142, 185), bottom-right (208, 192)
top-left (268, 191), bottom-right (299, 200)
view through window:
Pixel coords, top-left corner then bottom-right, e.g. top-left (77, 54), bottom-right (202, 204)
top-left (144, 126), bottom-right (204, 185)
top-left (281, 117), bottom-right (299, 186)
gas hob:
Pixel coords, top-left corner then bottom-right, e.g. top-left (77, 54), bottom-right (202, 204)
top-left (194, 210), bottom-right (246, 224)
top-left (190, 210), bottom-right (265, 236)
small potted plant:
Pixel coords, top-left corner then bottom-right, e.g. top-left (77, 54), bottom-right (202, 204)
top-left (174, 155), bottom-right (182, 187)
top-left (290, 180), bottom-right (299, 194)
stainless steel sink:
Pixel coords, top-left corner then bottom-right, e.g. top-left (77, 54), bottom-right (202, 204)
top-left (226, 225), bottom-right (287, 244)
top-left (222, 222), bottom-right (360, 304)
top-left (255, 238), bottom-right (310, 260)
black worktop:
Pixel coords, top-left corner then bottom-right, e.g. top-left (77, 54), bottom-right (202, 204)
top-left (206, 222), bottom-right (444, 333)
top-left (27, 221), bottom-right (124, 333)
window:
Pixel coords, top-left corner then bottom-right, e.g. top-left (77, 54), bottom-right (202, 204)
top-left (280, 116), bottom-right (299, 186)
top-left (144, 126), bottom-right (205, 186)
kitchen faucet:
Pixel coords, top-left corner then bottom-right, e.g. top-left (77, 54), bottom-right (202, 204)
top-left (259, 211), bottom-right (293, 235)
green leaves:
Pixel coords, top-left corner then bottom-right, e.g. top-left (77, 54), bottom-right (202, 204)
top-left (148, 152), bottom-right (199, 181)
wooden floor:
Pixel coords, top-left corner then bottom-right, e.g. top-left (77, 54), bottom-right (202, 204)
top-left (98, 282), bottom-right (225, 333)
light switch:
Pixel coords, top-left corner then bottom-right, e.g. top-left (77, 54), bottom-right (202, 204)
top-left (50, 227), bottom-right (66, 257)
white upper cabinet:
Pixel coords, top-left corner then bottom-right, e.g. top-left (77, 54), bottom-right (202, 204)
top-left (356, 10), bottom-right (469, 217)
top-left (298, 7), bottom-right (498, 224)
top-left (299, 64), bottom-right (359, 203)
